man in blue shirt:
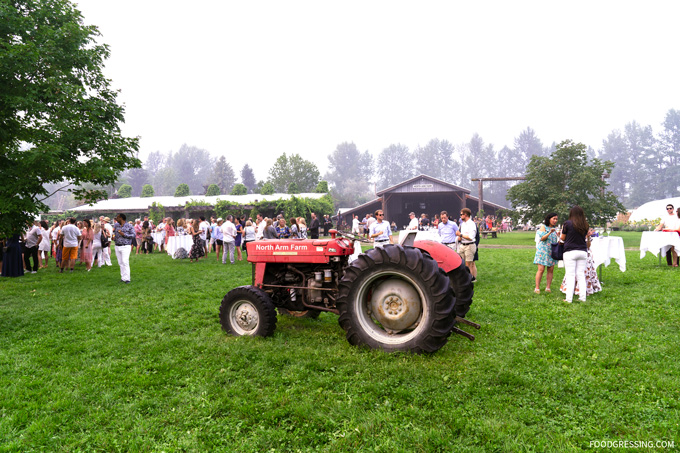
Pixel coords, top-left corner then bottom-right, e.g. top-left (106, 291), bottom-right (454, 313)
top-left (369, 210), bottom-right (393, 249)
top-left (438, 210), bottom-right (458, 250)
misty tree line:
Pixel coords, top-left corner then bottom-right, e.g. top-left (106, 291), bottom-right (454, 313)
top-left (43, 108), bottom-right (679, 211)
top-left (373, 108), bottom-right (680, 209)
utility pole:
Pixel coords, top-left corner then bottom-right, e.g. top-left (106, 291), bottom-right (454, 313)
top-left (470, 177), bottom-right (526, 215)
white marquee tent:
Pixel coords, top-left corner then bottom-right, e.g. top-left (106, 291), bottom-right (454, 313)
top-left (64, 193), bottom-right (327, 215)
top-left (628, 196), bottom-right (680, 223)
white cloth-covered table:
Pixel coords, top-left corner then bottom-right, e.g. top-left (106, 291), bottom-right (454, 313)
top-left (151, 232), bottom-right (165, 246)
top-left (166, 235), bottom-right (193, 258)
top-left (590, 236), bottom-right (626, 272)
top-left (639, 231), bottom-right (680, 259)
top-left (397, 229), bottom-right (442, 244)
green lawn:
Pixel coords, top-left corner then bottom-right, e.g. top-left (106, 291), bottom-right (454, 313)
top-left (1, 245), bottom-right (678, 451)
top-left (477, 230), bottom-right (644, 249)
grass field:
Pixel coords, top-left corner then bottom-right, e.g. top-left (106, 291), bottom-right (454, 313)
top-left (1, 237), bottom-right (678, 451)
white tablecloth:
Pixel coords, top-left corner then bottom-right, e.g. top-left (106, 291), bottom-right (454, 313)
top-left (397, 230), bottom-right (442, 244)
top-left (590, 236), bottom-right (626, 272)
top-left (639, 231), bottom-right (680, 259)
top-left (151, 232), bottom-right (165, 246)
top-left (166, 235), bottom-right (193, 258)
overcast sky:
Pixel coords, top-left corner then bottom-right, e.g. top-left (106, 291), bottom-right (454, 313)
top-left (75, 0), bottom-right (680, 183)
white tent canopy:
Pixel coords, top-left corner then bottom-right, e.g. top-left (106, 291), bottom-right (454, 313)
top-left (66, 193), bottom-right (327, 213)
top-left (628, 196), bottom-right (680, 223)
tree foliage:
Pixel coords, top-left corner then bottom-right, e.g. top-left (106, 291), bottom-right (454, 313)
top-left (206, 155), bottom-right (235, 195)
top-left (174, 183), bottom-right (190, 197)
top-left (260, 182), bottom-right (275, 195)
top-left (230, 183), bottom-right (247, 195)
top-left (205, 184), bottom-right (221, 196)
top-left (0, 0), bottom-right (140, 236)
top-left (141, 184), bottom-right (155, 198)
top-left (376, 144), bottom-right (415, 191)
top-left (149, 202), bottom-right (165, 226)
top-left (117, 184), bottom-right (132, 198)
top-left (325, 142), bottom-right (374, 207)
top-left (507, 140), bottom-right (624, 226)
top-left (315, 180), bottom-right (329, 193)
top-left (287, 182), bottom-right (299, 194)
top-left (240, 164), bottom-right (256, 193)
top-left (413, 139), bottom-right (456, 183)
top-left (267, 153), bottom-right (320, 193)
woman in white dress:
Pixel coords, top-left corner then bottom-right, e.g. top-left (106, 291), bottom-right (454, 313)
top-left (91, 223), bottom-right (103, 268)
top-left (38, 220), bottom-right (51, 269)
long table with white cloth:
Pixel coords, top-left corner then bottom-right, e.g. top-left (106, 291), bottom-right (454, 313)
top-left (639, 231), bottom-right (680, 263)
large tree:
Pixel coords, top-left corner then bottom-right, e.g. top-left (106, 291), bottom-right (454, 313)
top-left (461, 134), bottom-right (498, 197)
top-left (169, 144), bottom-right (213, 195)
top-left (325, 142), bottom-right (374, 206)
top-left (600, 121), bottom-right (658, 208)
top-left (376, 143), bottom-right (415, 191)
top-left (0, 0), bottom-right (140, 236)
top-left (240, 164), bottom-right (256, 193)
top-left (413, 138), bottom-right (458, 184)
top-left (206, 155), bottom-right (236, 194)
top-left (658, 109), bottom-right (680, 198)
top-left (507, 140), bottom-right (624, 226)
top-left (267, 153), bottom-right (320, 193)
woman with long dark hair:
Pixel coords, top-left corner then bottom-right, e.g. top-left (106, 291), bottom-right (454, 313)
top-left (560, 206), bottom-right (589, 303)
top-left (81, 219), bottom-right (94, 271)
top-left (533, 212), bottom-right (559, 293)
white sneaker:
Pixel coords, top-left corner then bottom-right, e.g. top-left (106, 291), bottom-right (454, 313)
top-left (31, 271), bottom-right (37, 274)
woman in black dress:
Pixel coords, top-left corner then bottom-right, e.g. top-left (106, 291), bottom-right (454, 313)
top-left (188, 219), bottom-right (205, 262)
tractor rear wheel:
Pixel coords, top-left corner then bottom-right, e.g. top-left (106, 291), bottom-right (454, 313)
top-left (277, 308), bottom-right (321, 319)
top-left (220, 286), bottom-right (277, 337)
top-left (336, 245), bottom-right (455, 353)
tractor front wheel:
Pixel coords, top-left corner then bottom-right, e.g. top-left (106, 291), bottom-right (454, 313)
top-left (336, 245), bottom-right (455, 353)
top-left (220, 286), bottom-right (277, 337)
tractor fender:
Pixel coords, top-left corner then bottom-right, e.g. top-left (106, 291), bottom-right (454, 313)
top-left (413, 240), bottom-right (463, 273)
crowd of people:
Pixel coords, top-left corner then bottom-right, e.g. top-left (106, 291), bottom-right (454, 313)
top-left (0, 211), bottom-right (338, 281)
top-left (4, 204), bottom-right (678, 296)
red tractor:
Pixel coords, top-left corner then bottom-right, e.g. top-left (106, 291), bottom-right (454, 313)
top-left (219, 230), bottom-right (478, 353)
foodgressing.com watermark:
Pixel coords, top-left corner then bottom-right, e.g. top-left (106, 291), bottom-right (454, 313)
top-left (589, 440), bottom-right (675, 449)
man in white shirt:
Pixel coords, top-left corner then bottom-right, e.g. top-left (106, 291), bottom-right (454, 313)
top-left (456, 208), bottom-right (478, 282)
top-left (199, 216), bottom-right (210, 256)
top-left (407, 212), bottom-right (419, 230)
top-left (221, 215), bottom-right (237, 264)
top-left (24, 220), bottom-right (42, 273)
top-left (369, 210), bottom-right (393, 249)
top-left (365, 213), bottom-right (376, 237)
top-left (256, 214), bottom-right (267, 240)
top-left (351, 215), bottom-right (360, 234)
top-left (155, 218), bottom-right (166, 252)
top-left (655, 203), bottom-right (680, 266)
top-left (59, 218), bottom-right (82, 273)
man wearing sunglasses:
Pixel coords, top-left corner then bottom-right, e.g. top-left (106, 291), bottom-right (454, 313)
top-left (655, 204), bottom-right (680, 266)
top-left (369, 210), bottom-right (393, 249)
